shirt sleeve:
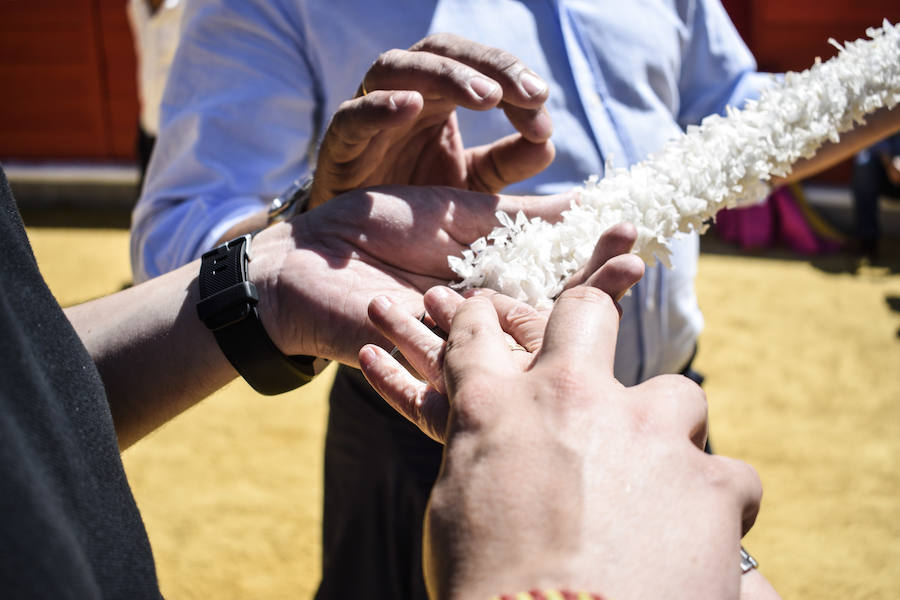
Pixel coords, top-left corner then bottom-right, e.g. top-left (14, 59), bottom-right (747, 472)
top-left (130, 0), bottom-right (321, 282)
top-left (676, 0), bottom-right (774, 128)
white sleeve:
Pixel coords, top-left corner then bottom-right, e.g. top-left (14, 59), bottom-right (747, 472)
top-left (130, 0), bottom-right (321, 281)
top-left (677, 0), bottom-right (774, 128)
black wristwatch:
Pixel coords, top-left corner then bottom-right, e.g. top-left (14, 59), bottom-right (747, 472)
top-left (196, 234), bottom-right (328, 394)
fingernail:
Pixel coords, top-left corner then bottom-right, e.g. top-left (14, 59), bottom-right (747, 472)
top-left (359, 346), bottom-right (377, 365)
top-left (469, 77), bottom-right (499, 101)
top-left (530, 107), bottom-right (553, 140)
top-left (371, 295), bottom-right (392, 312)
top-left (519, 71), bottom-right (547, 98)
top-left (429, 286), bottom-right (450, 300)
top-left (390, 91), bottom-right (414, 108)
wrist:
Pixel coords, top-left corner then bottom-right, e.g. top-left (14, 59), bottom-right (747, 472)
top-left (246, 223), bottom-right (316, 357)
top-left (490, 591), bottom-right (606, 600)
top-left (196, 232), bottom-right (327, 394)
top-left (427, 544), bottom-right (596, 600)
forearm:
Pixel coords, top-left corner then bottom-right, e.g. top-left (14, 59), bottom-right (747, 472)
top-left (214, 210), bottom-right (268, 247)
top-left (64, 261), bottom-right (237, 449)
top-left (775, 105), bottom-right (900, 184)
top-left (131, 0), bottom-right (319, 282)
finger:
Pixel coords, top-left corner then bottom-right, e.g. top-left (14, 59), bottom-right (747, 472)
top-left (465, 134), bottom-right (555, 192)
top-left (359, 344), bottom-right (450, 443)
top-left (568, 222), bottom-right (638, 285)
top-left (538, 286), bottom-right (620, 374)
top-left (320, 91), bottom-right (424, 164)
top-left (364, 48), bottom-right (503, 109)
top-left (630, 374), bottom-right (709, 449)
top-left (501, 103), bottom-right (553, 143)
top-left (472, 289), bottom-right (547, 353)
top-left (423, 286), bottom-right (464, 336)
top-left (708, 455), bottom-right (763, 536)
top-left (582, 253), bottom-right (645, 303)
top-left (426, 188), bottom-right (576, 248)
top-left (409, 34), bottom-right (552, 142)
top-left (494, 190), bottom-right (577, 225)
top-left (409, 33), bottom-right (549, 109)
top-left (368, 295), bottom-right (446, 393)
top-left (443, 295), bottom-right (512, 395)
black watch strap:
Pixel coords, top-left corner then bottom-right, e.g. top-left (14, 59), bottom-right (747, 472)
top-left (196, 234), bottom-right (326, 395)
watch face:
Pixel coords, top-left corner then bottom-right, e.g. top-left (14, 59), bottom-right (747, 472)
top-left (268, 195), bottom-right (290, 220)
top-left (268, 195), bottom-right (286, 214)
top-left (268, 176), bottom-right (314, 224)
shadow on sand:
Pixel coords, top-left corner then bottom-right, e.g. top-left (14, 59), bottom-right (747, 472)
top-left (699, 232), bottom-right (900, 276)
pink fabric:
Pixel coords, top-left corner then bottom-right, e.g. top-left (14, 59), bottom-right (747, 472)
top-left (714, 187), bottom-right (841, 254)
top-left (771, 187), bottom-right (820, 254)
top-left (715, 199), bottom-right (773, 250)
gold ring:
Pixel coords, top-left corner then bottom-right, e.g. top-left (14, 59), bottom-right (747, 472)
top-left (360, 81), bottom-right (368, 96)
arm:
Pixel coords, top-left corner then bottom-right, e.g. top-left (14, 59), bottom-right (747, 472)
top-left (677, 0), bottom-right (774, 129)
top-left (679, 1), bottom-right (900, 186)
top-left (64, 261), bottom-right (232, 450)
top-left (70, 186), bottom-right (575, 449)
top-left (361, 284), bottom-right (767, 599)
top-left (775, 105), bottom-right (900, 184)
top-left (131, 0), bottom-right (320, 281)
top-left (134, 0), bottom-right (556, 281)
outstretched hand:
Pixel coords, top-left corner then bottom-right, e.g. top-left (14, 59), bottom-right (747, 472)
top-left (248, 185), bottom-right (575, 366)
top-left (309, 33), bottom-right (555, 209)
top-left (362, 280), bottom-right (764, 600)
top-left (358, 222), bottom-right (644, 442)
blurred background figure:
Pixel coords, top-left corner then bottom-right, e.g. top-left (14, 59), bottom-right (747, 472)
top-left (126, 0), bottom-right (183, 188)
top-left (714, 185), bottom-right (846, 256)
top-left (852, 132), bottom-right (900, 258)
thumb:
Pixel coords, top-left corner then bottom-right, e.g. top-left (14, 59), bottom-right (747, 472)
top-left (465, 133), bottom-right (555, 193)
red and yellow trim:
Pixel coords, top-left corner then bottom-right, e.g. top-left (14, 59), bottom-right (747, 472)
top-left (491, 591), bottom-right (605, 600)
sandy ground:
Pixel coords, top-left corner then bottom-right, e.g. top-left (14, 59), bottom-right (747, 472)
top-left (25, 224), bottom-right (900, 599)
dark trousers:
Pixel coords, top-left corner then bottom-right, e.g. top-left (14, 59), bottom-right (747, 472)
top-left (852, 154), bottom-right (900, 246)
top-left (315, 365), bottom-right (442, 600)
top-left (136, 126), bottom-right (156, 194)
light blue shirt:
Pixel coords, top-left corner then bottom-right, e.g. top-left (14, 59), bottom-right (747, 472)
top-left (133, 0), bottom-right (771, 385)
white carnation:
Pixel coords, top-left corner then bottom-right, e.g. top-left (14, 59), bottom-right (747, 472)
top-left (450, 22), bottom-right (900, 308)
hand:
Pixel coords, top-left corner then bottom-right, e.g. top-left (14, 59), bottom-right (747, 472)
top-left (367, 286), bottom-right (763, 599)
top-left (887, 154), bottom-right (900, 186)
top-left (247, 185), bottom-right (574, 365)
top-left (358, 223), bottom-right (644, 442)
top-left (309, 33), bottom-right (555, 209)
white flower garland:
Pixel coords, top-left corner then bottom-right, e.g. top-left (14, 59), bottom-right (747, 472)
top-left (449, 21), bottom-right (900, 308)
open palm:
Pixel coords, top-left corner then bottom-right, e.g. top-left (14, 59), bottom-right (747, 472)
top-left (250, 185), bottom-right (574, 364)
